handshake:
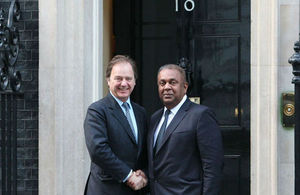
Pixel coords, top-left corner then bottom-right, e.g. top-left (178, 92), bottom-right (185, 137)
top-left (126, 170), bottom-right (148, 191)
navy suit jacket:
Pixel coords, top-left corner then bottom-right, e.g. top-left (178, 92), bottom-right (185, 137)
top-left (84, 93), bottom-right (148, 195)
top-left (147, 99), bottom-right (223, 195)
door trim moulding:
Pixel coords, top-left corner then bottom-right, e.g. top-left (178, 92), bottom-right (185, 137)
top-left (251, 0), bottom-right (279, 194)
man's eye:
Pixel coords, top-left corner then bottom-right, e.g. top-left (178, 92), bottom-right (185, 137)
top-left (171, 81), bottom-right (177, 85)
top-left (159, 82), bottom-right (165, 86)
top-left (126, 78), bottom-right (132, 81)
top-left (115, 77), bottom-right (122, 81)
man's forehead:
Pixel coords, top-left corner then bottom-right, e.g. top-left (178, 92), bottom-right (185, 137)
top-left (158, 77), bottom-right (177, 81)
top-left (113, 75), bottom-right (133, 78)
top-left (159, 69), bottom-right (182, 79)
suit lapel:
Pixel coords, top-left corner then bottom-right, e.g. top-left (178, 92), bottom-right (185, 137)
top-left (107, 94), bottom-right (137, 145)
top-left (150, 109), bottom-right (164, 159)
top-left (132, 103), bottom-right (143, 155)
top-left (155, 99), bottom-right (192, 155)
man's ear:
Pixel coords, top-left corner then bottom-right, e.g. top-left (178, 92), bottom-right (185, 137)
top-left (184, 82), bottom-right (189, 91)
top-left (106, 78), bottom-right (111, 87)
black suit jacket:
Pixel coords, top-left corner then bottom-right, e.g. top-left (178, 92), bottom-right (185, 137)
top-left (84, 93), bottom-right (148, 195)
top-left (147, 99), bottom-right (223, 195)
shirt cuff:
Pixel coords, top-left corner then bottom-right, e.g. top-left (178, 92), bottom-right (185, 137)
top-left (123, 170), bottom-right (133, 182)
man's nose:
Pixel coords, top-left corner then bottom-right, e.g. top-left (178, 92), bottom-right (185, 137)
top-left (120, 79), bottom-right (127, 85)
top-left (164, 83), bottom-right (171, 89)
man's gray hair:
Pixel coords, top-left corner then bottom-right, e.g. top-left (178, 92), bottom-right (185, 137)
top-left (157, 64), bottom-right (187, 83)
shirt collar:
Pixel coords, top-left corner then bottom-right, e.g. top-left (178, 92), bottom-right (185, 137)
top-left (164, 95), bottom-right (187, 115)
top-left (110, 91), bottom-right (132, 109)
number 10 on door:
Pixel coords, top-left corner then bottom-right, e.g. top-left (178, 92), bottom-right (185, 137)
top-left (175, 0), bottom-right (195, 12)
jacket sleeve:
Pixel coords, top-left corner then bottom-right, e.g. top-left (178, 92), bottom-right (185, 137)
top-left (84, 105), bottom-right (131, 182)
top-left (196, 109), bottom-right (224, 195)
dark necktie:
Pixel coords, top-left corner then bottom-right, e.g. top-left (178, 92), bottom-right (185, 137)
top-left (122, 102), bottom-right (137, 143)
top-left (154, 109), bottom-right (170, 154)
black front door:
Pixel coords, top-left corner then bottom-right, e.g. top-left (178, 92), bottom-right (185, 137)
top-left (114, 0), bottom-right (250, 194)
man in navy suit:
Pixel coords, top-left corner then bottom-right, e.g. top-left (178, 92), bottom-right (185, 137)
top-left (84, 55), bottom-right (148, 194)
top-left (148, 64), bottom-right (224, 195)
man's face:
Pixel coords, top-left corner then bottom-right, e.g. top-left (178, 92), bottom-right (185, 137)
top-left (107, 62), bottom-right (136, 102)
top-left (157, 68), bottom-right (188, 109)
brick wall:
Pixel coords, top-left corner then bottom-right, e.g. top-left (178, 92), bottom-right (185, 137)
top-left (0, 0), bottom-right (38, 194)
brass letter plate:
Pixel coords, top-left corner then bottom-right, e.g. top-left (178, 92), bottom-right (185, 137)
top-left (189, 97), bottom-right (200, 104)
top-left (282, 92), bottom-right (295, 128)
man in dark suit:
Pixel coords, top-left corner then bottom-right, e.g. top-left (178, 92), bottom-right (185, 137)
top-left (84, 55), bottom-right (148, 194)
top-left (148, 64), bottom-right (224, 195)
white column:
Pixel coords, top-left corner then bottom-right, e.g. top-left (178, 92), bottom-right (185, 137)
top-left (251, 0), bottom-right (279, 195)
top-left (39, 0), bottom-right (103, 194)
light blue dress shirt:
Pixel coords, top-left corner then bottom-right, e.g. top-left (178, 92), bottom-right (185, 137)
top-left (110, 92), bottom-right (138, 141)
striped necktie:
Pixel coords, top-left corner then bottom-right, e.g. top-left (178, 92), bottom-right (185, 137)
top-left (122, 102), bottom-right (137, 143)
top-left (154, 109), bottom-right (170, 154)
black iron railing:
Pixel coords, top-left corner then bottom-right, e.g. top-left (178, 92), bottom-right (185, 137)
top-left (289, 34), bottom-right (300, 195)
top-left (0, 0), bottom-right (22, 194)
top-left (0, 0), bottom-right (21, 92)
top-left (0, 92), bottom-right (21, 195)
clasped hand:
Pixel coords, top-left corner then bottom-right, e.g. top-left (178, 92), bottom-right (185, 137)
top-left (126, 170), bottom-right (148, 190)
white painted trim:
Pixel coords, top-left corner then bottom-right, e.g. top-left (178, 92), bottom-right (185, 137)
top-left (92, 0), bottom-right (103, 101)
top-left (39, 0), bottom-right (104, 194)
top-left (251, 0), bottom-right (279, 194)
